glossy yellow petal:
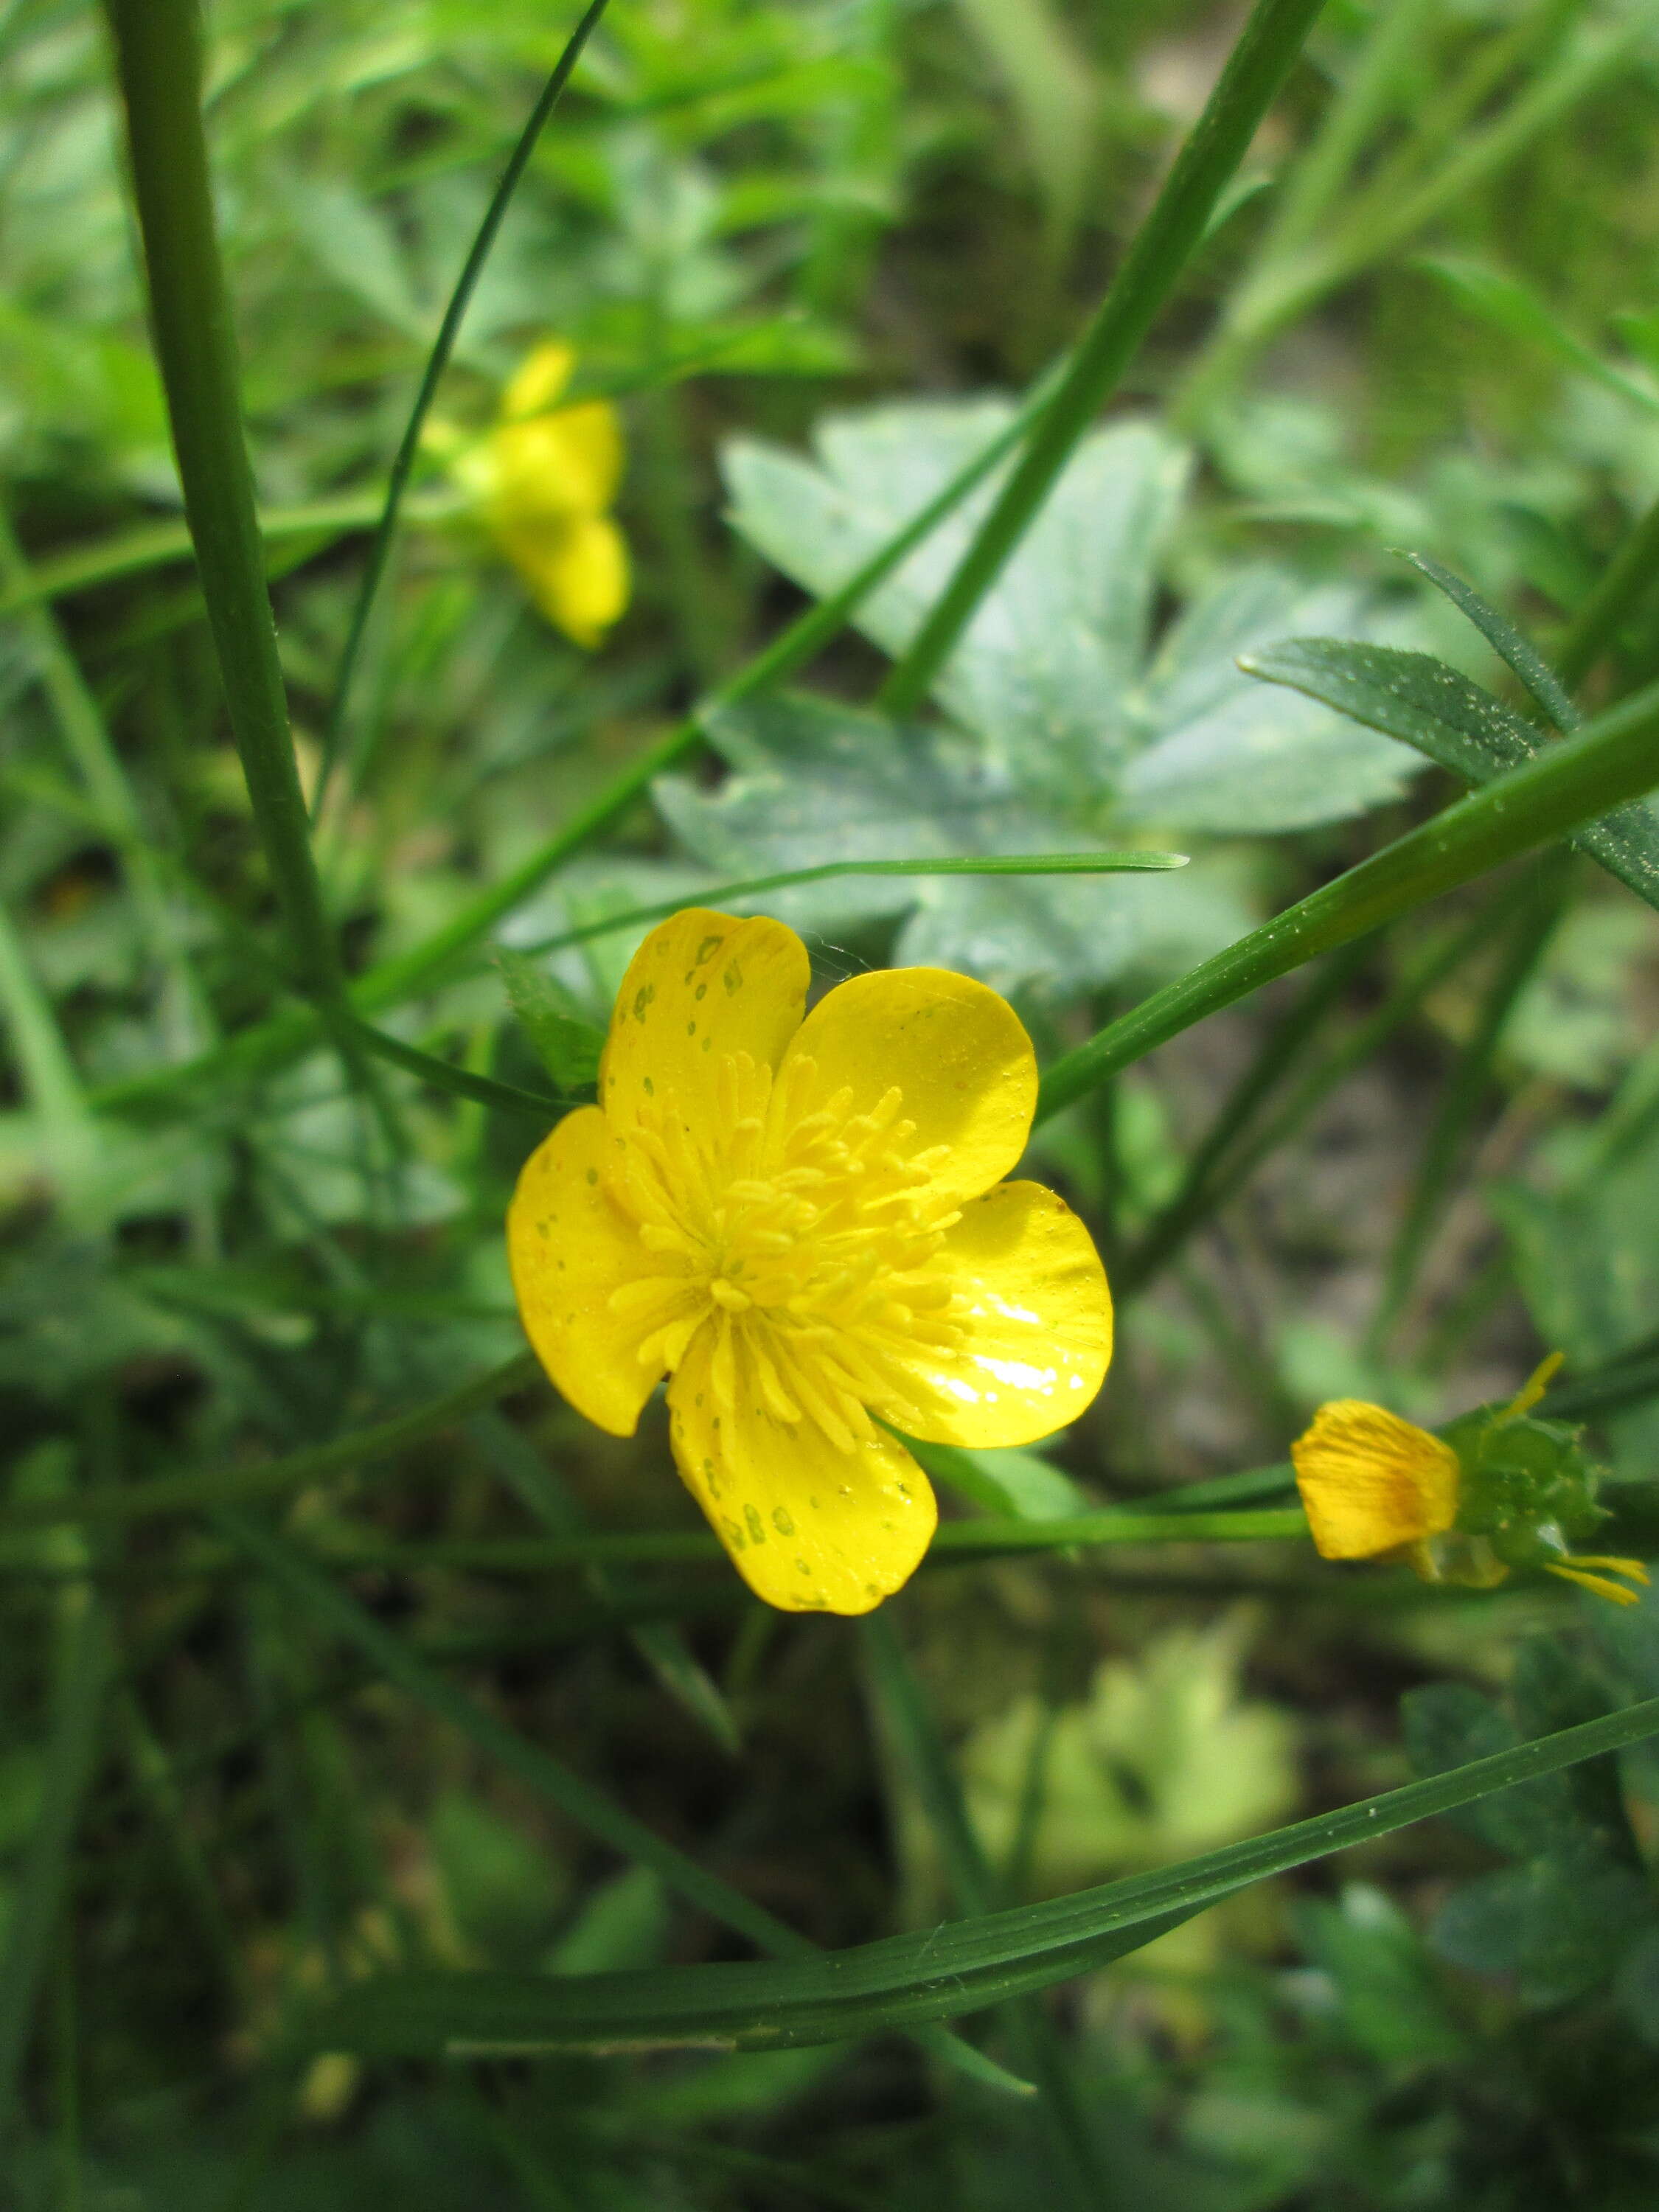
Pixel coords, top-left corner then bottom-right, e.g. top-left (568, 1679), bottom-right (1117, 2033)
top-left (508, 1105), bottom-right (695, 1436)
top-left (778, 967), bottom-right (1037, 1206)
top-left (668, 1317), bottom-right (936, 1613)
top-left (872, 1180), bottom-right (1111, 1447)
top-left (501, 339), bottom-right (577, 420)
top-left (499, 512), bottom-right (630, 647)
top-left (599, 908), bottom-right (810, 1164)
top-left (490, 403), bottom-right (623, 522)
top-left (1291, 1400), bottom-right (1460, 1559)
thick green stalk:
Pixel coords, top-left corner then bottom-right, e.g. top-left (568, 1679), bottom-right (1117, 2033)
top-left (310, 0), bottom-right (614, 820)
top-left (878, 0), bottom-right (1326, 714)
top-left (101, 0), bottom-right (343, 1012)
top-left (1036, 673), bottom-right (1659, 1121)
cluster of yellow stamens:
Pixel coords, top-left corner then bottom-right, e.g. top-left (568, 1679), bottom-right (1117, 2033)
top-left (606, 1051), bottom-right (965, 1455)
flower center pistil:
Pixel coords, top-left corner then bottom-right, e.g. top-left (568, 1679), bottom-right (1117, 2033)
top-left (605, 1051), bottom-right (964, 1450)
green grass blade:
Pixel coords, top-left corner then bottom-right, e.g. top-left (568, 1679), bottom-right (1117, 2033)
top-left (1119, 900), bottom-right (1504, 1298)
top-left (877, 0), bottom-right (1326, 713)
top-left (352, 1019), bottom-right (575, 1122)
top-left (309, 0), bottom-right (614, 821)
top-left (1036, 671), bottom-right (1659, 1121)
top-left (468, 1409), bottom-right (742, 1759)
top-left (509, 851), bottom-right (1187, 959)
top-left (213, 1508), bottom-right (805, 1958)
top-left (302, 1691), bottom-right (1659, 2056)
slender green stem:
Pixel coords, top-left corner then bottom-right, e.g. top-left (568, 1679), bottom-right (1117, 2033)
top-left (103, 0), bottom-right (339, 1006)
top-left (296, 1506), bottom-right (1306, 1573)
top-left (1036, 672), bottom-right (1659, 1122)
top-left (1556, 489), bottom-right (1659, 692)
top-left (509, 851), bottom-right (1185, 959)
top-left (878, 0), bottom-right (1326, 714)
top-left (309, 0), bottom-right (614, 820)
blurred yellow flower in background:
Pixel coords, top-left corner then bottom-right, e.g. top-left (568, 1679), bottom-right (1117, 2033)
top-left (455, 340), bottom-right (628, 647)
top-left (507, 909), bottom-right (1113, 1615)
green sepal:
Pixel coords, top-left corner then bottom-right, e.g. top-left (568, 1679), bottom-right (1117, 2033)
top-left (1439, 1401), bottom-right (1609, 1573)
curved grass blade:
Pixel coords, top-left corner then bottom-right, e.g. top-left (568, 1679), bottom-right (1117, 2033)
top-left (305, 1692), bottom-right (1659, 2057)
top-left (1037, 668), bottom-right (1659, 1121)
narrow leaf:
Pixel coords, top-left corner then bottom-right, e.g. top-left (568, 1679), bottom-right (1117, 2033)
top-left (1397, 550), bottom-right (1580, 731)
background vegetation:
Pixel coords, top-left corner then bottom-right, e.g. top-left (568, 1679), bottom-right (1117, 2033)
top-left (7, 0), bottom-right (1659, 2203)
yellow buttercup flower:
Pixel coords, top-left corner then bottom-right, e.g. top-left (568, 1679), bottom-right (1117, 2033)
top-left (508, 910), bottom-right (1113, 1614)
top-left (1292, 1360), bottom-right (1651, 1607)
top-left (465, 341), bottom-right (628, 647)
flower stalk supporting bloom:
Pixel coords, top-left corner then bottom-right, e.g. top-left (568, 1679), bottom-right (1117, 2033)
top-left (509, 911), bottom-right (1112, 1613)
top-left (450, 341), bottom-right (628, 647)
top-left (1292, 1357), bottom-right (1652, 1606)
